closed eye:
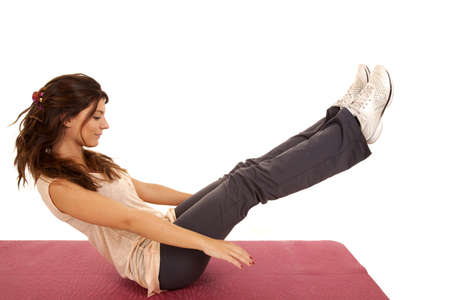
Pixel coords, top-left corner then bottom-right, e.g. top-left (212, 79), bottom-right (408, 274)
top-left (93, 117), bottom-right (101, 120)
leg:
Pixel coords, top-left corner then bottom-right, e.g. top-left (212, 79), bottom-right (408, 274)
top-left (159, 106), bottom-right (372, 290)
top-left (228, 106), bottom-right (346, 172)
top-left (175, 106), bottom-right (346, 218)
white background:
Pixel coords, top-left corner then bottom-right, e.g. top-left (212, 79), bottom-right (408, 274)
top-left (1, 1), bottom-right (449, 299)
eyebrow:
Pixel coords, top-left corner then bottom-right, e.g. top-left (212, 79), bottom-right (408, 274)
top-left (95, 110), bottom-right (104, 114)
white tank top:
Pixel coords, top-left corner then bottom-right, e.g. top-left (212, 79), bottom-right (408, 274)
top-left (36, 170), bottom-right (177, 297)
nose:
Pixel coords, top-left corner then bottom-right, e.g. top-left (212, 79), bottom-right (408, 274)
top-left (102, 119), bottom-right (110, 130)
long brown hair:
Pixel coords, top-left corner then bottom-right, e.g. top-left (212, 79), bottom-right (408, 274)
top-left (8, 73), bottom-right (128, 191)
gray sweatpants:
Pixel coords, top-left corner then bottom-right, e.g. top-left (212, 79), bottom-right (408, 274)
top-left (158, 105), bottom-right (372, 290)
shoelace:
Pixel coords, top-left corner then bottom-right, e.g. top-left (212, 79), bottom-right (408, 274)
top-left (337, 86), bottom-right (354, 104)
top-left (349, 82), bottom-right (376, 112)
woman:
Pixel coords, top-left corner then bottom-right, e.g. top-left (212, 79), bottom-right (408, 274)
top-left (10, 64), bottom-right (393, 297)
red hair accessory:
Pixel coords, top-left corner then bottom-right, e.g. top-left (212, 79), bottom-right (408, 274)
top-left (32, 91), bottom-right (44, 110)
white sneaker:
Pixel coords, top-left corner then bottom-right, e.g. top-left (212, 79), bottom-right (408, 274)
top-left (333, 64), bottom-right (371, 109)
top-left (344, 65), bottom-right (394, 144)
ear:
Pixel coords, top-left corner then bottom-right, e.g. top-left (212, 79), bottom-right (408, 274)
top-left (63, 120), bottom-right (72, 128)
top-left (60, 114), bottom-right (73, 128)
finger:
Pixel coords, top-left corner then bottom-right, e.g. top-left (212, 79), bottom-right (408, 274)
top-left (236, 246), bottom-right (253, 263)
top-left (230, 251), bottom-right (251, 267)
top-left (227, 242), bottom-right (252, 266)
top-left (242, 250), bottom-right (253, 265)
top-left (232, 247), bottom-right (253, 266)
top-left (228, 256), bottom-right (242, 269)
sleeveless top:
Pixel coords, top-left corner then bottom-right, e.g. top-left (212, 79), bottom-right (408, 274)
top-left (36, 170), bottom-right (177, 298)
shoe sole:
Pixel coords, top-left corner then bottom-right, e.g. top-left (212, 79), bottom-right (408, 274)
top-left (367, 68), bottom-right (394, 144)
top-left (364, 65), bottom-right (370, 82)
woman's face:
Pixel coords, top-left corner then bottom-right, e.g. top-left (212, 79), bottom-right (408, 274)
top-left (64, 98), bottom-right (109, 147)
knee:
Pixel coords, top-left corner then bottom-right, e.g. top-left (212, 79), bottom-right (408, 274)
top-left (229, 158), bottom-right (259, 174)
top-left (229, 161), bottom-right (245, 174)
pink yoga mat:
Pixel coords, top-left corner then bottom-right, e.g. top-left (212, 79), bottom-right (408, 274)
top-left (0, 240), bottom-right (389, 299)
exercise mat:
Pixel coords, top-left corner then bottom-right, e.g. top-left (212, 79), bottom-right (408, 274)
top-left (0, 240), bottom-right (389, 299)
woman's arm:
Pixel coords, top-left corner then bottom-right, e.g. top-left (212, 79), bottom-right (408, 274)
top-left (128, 209), bottom-right (254, 270)
top-left (131, 177), bottom-right (192, 206)
top-left (128, 208), bottom-right (208, 250)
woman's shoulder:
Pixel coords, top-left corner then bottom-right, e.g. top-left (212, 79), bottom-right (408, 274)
top-left (37, 169), bottom-right (127, 187)
top-left (37, 174), bottom-right (55, 185)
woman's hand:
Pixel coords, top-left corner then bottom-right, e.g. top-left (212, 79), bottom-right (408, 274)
top-left (201, 237), bottom-right (255, 270)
